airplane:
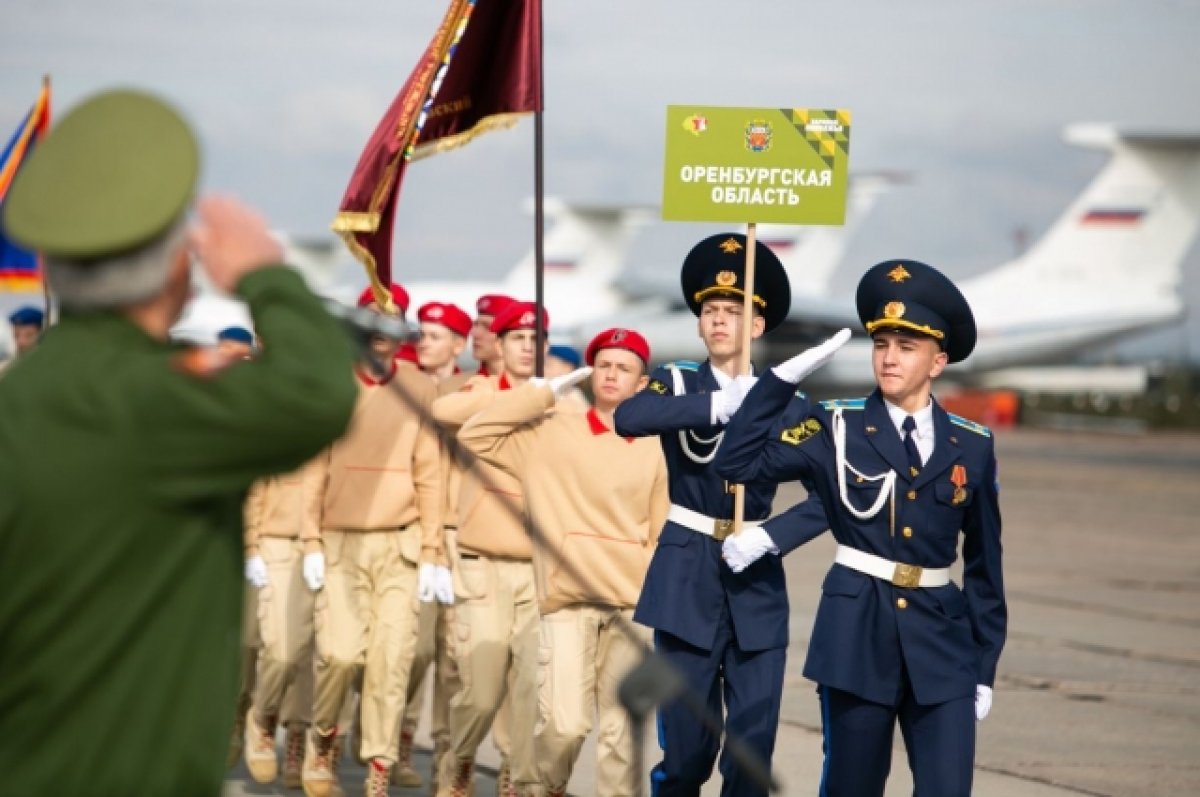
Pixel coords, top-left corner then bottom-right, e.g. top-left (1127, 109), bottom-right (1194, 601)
top-left (607, 124), bottom-right (1200, 391)
top-left (169, 198), bottom-right (657, 344)
top-left (168, 183), bottom-right (886, 346)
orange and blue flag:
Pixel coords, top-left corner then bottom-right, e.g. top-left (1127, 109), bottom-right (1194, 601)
top-left (1, 80), bottom-right (51, 292)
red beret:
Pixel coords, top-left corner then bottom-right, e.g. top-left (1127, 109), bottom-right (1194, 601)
top-left (417, 301), bottom-right (471, 337)
top-left (585, 327), bottom-right (651, 366)
top-left (357, 283), bottom-right (411, 314)
top-left (475, 294), bottom-right (516, 318)
top-left (489, 301), bottom-right (550, 335)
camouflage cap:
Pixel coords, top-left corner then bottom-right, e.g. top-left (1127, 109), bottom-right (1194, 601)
top-left (3, 89), bottom-right (199, 260)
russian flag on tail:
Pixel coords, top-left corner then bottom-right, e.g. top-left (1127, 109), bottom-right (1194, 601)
top-left (1080, 207), bottom-right (1144, 226)
top-left (0, 78), bottom-right (51, 293)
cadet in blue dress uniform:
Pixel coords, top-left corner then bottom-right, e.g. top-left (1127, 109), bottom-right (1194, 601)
top-left (614, 233), bottom-right (830, 797)
top-left (715, 259), bottom-right (1006, 796)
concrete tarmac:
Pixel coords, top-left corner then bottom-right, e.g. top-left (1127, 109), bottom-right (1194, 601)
top-left (225, 427), bottom-right (1200, 796)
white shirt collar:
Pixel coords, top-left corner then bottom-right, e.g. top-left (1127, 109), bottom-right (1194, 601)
top-left (883, 397), bottom-right (935, 441)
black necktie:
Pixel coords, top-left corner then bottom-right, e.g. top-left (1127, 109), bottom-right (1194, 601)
top-left (902, 415), bottom-right (922, 477)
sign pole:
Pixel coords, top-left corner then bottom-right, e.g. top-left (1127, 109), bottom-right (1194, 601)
top-left (731, 221), bottom-right (757, 535)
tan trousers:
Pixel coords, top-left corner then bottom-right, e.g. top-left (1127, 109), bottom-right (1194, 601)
top-left (251, 537), bottom-right (315, 724)
top-left (402, 599), bottom-right (457, 742)
top-left (446, 555), bottom-right (539, 785)
top-left (312, 529), bottom-right (421, 763)
top-left (536, 606), bottom-right (645, 795)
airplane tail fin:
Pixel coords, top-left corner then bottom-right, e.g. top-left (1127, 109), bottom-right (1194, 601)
top-left (751, 171), bottom-right (906, 299)
top-left (501, 198), bottom-right (655, 295)
top-left (1001, 125), bottom-right (1200, 299)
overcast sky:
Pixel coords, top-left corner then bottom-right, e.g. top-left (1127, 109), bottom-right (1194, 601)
top-left (4, 0), bottom-right (1200, 360)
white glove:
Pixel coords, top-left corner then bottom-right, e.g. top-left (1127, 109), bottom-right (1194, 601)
top-left (417, 562), bottom-right (438, 603)
top-left (244, 555), bottom-right (269, 588)
top-left (302, 551), bottom-right (325, 592)
top-left (433, 565), bottom-right (455, 605)
top-left (771, 328), bottom-right (853, 384)
top-left (975, 685), bottom-right (993, 720)
top-left (533, 366), bottom-right (592, 397)
top-left (710, 379), bottom-right (750, 425)
top-left (720, 525), bottom-right (779, 573)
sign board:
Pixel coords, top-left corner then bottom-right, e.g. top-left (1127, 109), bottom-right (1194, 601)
top-left (662, 105), bottom-right (851, 224)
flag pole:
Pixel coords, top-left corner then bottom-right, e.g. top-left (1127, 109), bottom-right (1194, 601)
top-left (731, 221), bottom-right (758, 534)
top-left (533, 0), bottom-right (546, 378)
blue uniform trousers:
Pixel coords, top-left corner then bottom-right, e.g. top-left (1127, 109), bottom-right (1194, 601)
top-left (650, 600), bottom-right (786, 797)
top-left (818, 677), bottom-right (975, 797)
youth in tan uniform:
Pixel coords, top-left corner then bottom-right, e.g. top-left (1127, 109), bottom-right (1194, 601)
top-left (430, 301), bottom-right (548, 797)
top-left (459, 328), bottom-right (667, 796)
top-left (300, 282), bottom-right (444, 797)
top-left (391, 300), bottom-right (471, 789)
top-left (242, 467), bottom-right (316, 788)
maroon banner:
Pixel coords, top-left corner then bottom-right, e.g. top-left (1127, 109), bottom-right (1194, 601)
top-left (333, 0), bottom-right (542, 311)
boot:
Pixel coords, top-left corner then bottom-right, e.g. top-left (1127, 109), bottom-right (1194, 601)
top-left (301, 725), bottom-right (339, 797)
top-left (496, 757), bottom-right (517, 797)
top-left (244, 708), bottom-right (279, 783)
top-left (430, 734), bottom-right (450, 794)
top-left (282, 722), bottom-right (306, 789)
top-left (391, 719), bottom-right (422, 787)
top-left (437, 755), bottom-right (475, 797)
top-left (363, 758), bottom-right (392, 797)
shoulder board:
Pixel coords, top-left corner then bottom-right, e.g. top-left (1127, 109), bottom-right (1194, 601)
top-left (793, 389), bottom-right (807, 400)
top-left (948, 413), bottom-right (992, 438)
top-left (819, 397), bottom-right (866, 411)
top-left (668, 360), bottom-right (700, 372)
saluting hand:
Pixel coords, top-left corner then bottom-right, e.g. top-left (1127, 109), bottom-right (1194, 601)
top-left (189, 195), bottom-right (285, 294)
top-left (530, 366), bottom-right (593, 398)
top-left (772, 328), bottom-right (853, 384)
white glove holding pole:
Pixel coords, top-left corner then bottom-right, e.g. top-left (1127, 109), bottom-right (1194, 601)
top-left (771, 328), bottom-right (853, 384)
top-left (244, 555), bottom-right (269, 588)
top-left (302, 551), bottom-right (325, 592)
top-left (721, 526), bottom-right (779, 573)
top-left (417, 562), bottom-right (438, 603)
top-left (975, 685), bottom-right (993, 720)
top-left (433, 566), bottom-right (455, 605)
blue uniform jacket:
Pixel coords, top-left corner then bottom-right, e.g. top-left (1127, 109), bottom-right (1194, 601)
top-left (614, 361), bottom-right (829, 653)
top-left (714, 371), bottom-right (1006, 707)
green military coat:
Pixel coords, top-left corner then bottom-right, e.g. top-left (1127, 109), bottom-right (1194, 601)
top-left (0, 268), bottom-right (356, 796)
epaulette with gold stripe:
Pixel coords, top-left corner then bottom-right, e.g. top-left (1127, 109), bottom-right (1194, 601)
top-left (819, 397), bottom-right (866, 411)
top-left (948, 413), bottom-right (992, 438)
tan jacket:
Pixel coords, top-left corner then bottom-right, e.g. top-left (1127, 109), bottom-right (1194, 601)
top-left (430, 373), bottom-right (531, 560)
top-left (459, 383), bottom-right (669, 614)
top-left (243, 466), bottom-right (306, 550)
top-left (303, 365), bottom-right (442, 563)
top-left (435, 371), bottom-right (471, 529)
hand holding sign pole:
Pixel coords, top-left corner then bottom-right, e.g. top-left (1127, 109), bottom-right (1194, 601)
top-left (662, 106), bottom-right (852, 535)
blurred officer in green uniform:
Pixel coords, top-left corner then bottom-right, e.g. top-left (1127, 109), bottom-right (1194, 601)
top-left (0, 89), bottom-right (357, 796)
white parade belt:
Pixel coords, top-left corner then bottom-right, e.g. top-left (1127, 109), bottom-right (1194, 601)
top-left (834, 544), bottom-right (950, 588)
top-left (667, 504), bottom-right (760, 542)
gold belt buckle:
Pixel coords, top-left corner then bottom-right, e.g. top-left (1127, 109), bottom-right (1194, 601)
top-left (892, 562), bottom-right (923, 588)
top-left (713, 519), bottom-right (734, 541)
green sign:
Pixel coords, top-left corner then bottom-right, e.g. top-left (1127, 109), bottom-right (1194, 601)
top-left (662, 105), bottom-right (851, 224)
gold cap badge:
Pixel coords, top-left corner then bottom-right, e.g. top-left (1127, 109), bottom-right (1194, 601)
top-left (883, 301), bottom-right (905, 319)
top-left (887, 264), bottom-right (911, 283)
top-left (719, 237), bottom-right (743, 254)
top-left (715, 270), bottom-right (737, 287)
